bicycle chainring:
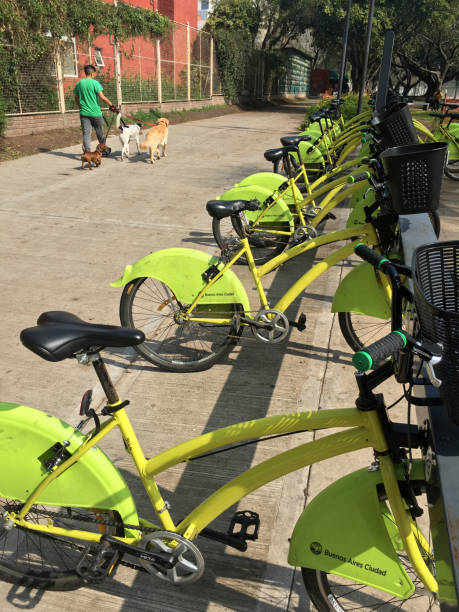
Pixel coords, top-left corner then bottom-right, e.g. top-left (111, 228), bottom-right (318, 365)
top-left (252, 309), bottom-right (289, 343)
top-left (139, 531), bottom-right (205, 584)
top-left (294, 225), bottom-right (318, 242)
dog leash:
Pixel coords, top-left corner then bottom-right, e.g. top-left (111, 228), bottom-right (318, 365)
top-left (117, 111), bottom-right (158, 127)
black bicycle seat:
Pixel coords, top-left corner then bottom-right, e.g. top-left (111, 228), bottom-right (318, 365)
top-left (20, 311), bottom-right (145, 362)
top-left (280, 135), bottom-right (311, 147)
top-left (206, 199), bottom-right (259, 219)
top-left (264, 147), bottom-right (284, 162)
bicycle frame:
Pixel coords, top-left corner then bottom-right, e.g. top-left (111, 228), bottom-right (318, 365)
top-left (183, 222), bottom-right (386, 326)
top-left (6, 390), bottom-right (437, 597)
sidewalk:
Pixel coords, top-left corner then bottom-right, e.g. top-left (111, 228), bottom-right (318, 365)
top-left (0, 109), bottom-right (457, 611)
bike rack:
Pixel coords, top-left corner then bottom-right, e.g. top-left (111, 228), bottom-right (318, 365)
top-left (400, 213), bottom-right (459, 610)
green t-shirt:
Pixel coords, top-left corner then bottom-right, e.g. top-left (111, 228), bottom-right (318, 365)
top-left (74, 78), bottom-right (103, 117)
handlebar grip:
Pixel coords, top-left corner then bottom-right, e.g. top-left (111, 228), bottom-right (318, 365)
top-left (347, 171), bottom-right (370, 184)
top-left (353, 331), bottom-right (407, 371)
top-left (354, 243), bottom-right (390, 269)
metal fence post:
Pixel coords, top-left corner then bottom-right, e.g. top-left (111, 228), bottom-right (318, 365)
top-left (187, 22), bottom-right (191, 102)
top-left (210, 37), bottom-right (214, 98)
top-left (156, 38), bottom-right (162, 104)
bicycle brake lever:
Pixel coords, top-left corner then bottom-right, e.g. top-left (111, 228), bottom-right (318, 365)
top-left (425, 355), bottom-right (442, 388)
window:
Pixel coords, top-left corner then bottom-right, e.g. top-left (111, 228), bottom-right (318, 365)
top-left (61, 37), bottom-right (77, 77)
top-left (93, 48), bottom-right (104, 68)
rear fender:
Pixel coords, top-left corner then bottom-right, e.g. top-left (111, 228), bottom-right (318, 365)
top-left (235, 172), bottom-right (303, 210)
top-left (288, 461), bottom-right (425, 599)
top-left (0, 402), bottom-right (139, 537)
top-left (218, 185), bottom-right (294, 229)
top-left (111, 248), bottom-right (251, 313)
top-left (331, 262), bottom-right (391, 319)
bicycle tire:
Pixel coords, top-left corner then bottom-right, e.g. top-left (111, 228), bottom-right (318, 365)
top-left (212, 216), bottom-right (290, 265)
top-left (120, 277), bottom-right (243, 372)
top-left (301, 481), bottom-right (435, 611)
top-left (0, 502), bottom-right (122, 590)
top-left (429, 211), bottom-right (441, 238)
top-left (444, 159), bottom-right (459, 181)
top-left (338, 311), bottom-right (391, 352)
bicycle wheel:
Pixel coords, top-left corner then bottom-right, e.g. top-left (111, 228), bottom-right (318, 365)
top-left (212, 216), bottom-right (290, 265)
top-left (338, 311), bottom-right (391, 352)
top-left (302, 553), bottom-right (435, 611)
top-left (429, 212), bottom-right (441, 238)
top-left (120, 277), bottom-right (243, 372)
top-left (444, 159), bottom-right (459, 181)
top-left (0, 500), bottom-right (122, 590)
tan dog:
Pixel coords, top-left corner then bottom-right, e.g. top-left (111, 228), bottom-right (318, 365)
top-left (140, 118), bottom-right (169, 164)
top-left (81, 143), bottom-right (107, 170)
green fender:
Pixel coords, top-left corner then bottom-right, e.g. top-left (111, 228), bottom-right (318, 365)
top-left (235, 172), bottom-right (303, 210)
top-left (0, 402), bottom-right (139, 537)
top-left (218, 184), bottom-right (294, 230)
top-left (434, 129), bottom-right (459, 160)
top-left (288, 461), bottom-right (425, 599)
top-left (348, 183), bottom-right (368, 210)
top-left (299, 129), bottom-right (329, 156)
top-left (111, 248), bottom-right (251, 314)
top-left (331, 262), bottom-right (391, 319)
top-left (347, 190), bottom-right (376, 226)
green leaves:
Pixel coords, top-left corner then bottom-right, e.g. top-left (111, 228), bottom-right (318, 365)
top-left (0, 0), bottom-right (171, 61)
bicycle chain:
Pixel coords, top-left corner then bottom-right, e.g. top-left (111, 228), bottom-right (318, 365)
top-left (5, 505), bottom-right (161, 573)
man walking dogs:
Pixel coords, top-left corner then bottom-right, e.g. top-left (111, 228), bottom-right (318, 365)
top-left (75, 64), bottom-right (116, 153)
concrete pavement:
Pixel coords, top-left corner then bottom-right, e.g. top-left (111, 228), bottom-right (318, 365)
top-left (0, 107), bottom-right (457, 611)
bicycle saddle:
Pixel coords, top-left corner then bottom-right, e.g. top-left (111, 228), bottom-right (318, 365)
top-left (20, 311), bottom-right (145, 362)
top-left (206, 199), bottom-right (259, 219)
top-left (264, 145), bottom-right (299, 163)
top-left (280, 135), bottom-right (311, 147)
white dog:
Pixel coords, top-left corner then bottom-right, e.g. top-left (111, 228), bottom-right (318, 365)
top-left (116, 112), bottom-right (142, 161)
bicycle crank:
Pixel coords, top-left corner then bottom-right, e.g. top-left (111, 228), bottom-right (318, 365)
top-left (139, 531), bottom-right (205, 585)
top-left (252, 309), bottom-right (289, 343)
top-left (294, 225), bottom-right (318, 242)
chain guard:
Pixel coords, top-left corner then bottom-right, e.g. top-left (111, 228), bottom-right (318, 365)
top-left (139, 531), bottom-right (205, 584)
top-left (252, 309), bottom-right (289, 343)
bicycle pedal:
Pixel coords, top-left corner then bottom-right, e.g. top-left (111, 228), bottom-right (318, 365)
top-left (289, 313), bottom-right (307, 332)
top-left (228, 510), bottom-right (259, 542)
top-left (76, 541), bottom-right (120, 584)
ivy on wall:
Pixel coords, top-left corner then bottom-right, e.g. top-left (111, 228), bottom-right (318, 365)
top-left (0, 0), bottom-right (171, 135)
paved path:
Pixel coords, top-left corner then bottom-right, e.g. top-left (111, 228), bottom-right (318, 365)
top-left (0, 107), bottom-right (457, 611)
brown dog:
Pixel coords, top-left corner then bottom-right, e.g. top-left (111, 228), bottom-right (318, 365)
top-left (139, 118), bottom-right (169, 164)
top-left (81, 143), bottom-right (107, 170)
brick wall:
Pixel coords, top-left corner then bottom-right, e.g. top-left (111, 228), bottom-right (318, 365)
top-left (4, 96), bottom-right (226, 137)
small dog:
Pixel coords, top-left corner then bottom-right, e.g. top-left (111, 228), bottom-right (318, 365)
top-left (140, 117), bottom-right (169, 164)
top-left (81, 143), bottom-right (107, 170)
top-left (117, 112), bottom-right (142, 160)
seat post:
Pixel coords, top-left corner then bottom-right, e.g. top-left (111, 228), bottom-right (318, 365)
top-left (92, 356), bottom-right (120, 405)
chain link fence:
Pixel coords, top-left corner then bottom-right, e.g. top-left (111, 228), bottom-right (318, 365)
top-left (1, 21), bottom-right (221, 117)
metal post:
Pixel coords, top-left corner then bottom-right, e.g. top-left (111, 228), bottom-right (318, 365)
top-left (210, 37), bottom-right (214, 98)
top-left (156, 38), bottom-right (162, 104)
top-left (187, 22), bottom-right (191, 102)
top-left (357, 0), bottom-right (375, 114)
top-left (337, 0), bottom-right (352, 101)
top-left (375, 30), bottom-right (394, 112)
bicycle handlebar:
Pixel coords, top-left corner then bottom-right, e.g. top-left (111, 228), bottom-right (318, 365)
top-left (347, 171), bottom-right (371, 184)
top-left (353, 331), bottom-right (407, 371)
top-left (354, 243), bottom-right (391, 270)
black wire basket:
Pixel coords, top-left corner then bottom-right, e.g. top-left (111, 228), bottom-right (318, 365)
top-left (371, 103), bottom-right (418, 147)
top-left (380, 142), bottom-right (448, 214)
top-left (412, 241), bottom-right (459, 424)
